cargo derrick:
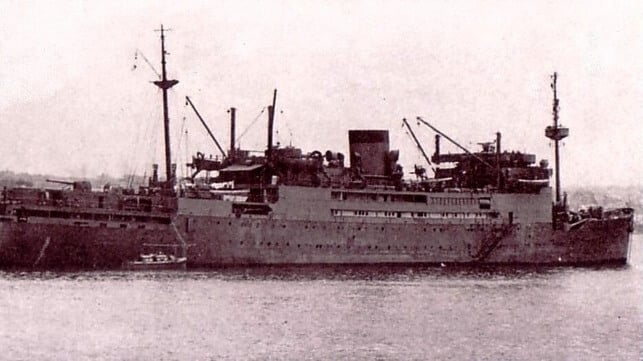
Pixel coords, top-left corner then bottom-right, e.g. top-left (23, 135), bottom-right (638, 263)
top-left (185, 96), bottom-right (229, 178)
top-left (414, 117), bottom-right (550, 193)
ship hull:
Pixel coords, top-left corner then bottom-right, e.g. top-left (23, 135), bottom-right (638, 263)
top-left (177, 215), bottom-right (631, 267)
top-left (0, 216), bottom-right (630, 269)
top-left (0, 221), bottom-right (176, 269)
top-left (0, 185), bottom-right (633, 269)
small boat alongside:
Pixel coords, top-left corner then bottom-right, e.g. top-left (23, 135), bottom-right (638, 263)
top-left (126, 252), bottom-right (187, 270)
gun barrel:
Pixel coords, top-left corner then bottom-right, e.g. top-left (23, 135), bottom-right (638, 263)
top-left (46, 179), bottom-right (74, 185)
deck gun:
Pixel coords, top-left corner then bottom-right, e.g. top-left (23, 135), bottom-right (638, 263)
top-left (46, 179), bottom-right (92, 192)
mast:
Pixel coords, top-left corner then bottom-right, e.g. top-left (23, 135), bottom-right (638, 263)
top-left (267, 89), bottom-right (277, 162)
top-left (229, 107), bottom-right (236, 160)
top-left (496, 131), bottom-right (501, 189)
top-left (545, 72), bottom-right (569, 203)
top-left (153, 25), bottom-right (179, 186)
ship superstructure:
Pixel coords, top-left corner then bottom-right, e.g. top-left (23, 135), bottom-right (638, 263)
top-left (0, 28), bottom-right (633, 269)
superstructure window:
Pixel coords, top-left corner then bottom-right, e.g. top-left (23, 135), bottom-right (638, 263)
top-left (479, 197), bottom-right (491, 209)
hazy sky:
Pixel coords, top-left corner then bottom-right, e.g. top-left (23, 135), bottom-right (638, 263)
top-left (1, 0), bottom-right (641, 187)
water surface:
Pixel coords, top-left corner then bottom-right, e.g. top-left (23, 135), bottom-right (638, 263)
top-left (1, 236), bottom-right (641, 360)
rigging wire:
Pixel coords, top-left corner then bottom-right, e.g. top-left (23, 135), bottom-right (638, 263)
top-left (174, 115), bottom-right (188, 179)
top-left (132, 49), bottom-right (161, 79)
top-left (126, 92), bottom-right (156, 188)
top-left (185, 129), bottom-right (189, 180)
top-left (128, 92), bottom-right (161, 187)
top-left (235, 107), bottom-right (266, 144)
top-left (275, 109), bottom-right (293, 146)
top-left (128, 107), bottom-right (157, 188)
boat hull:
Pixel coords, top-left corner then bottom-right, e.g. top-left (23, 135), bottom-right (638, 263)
top-left (125, 258), bottom-right (187, 271)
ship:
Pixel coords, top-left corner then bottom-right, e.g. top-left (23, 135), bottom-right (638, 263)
top-left (0, 26), bottom-right (634, 269)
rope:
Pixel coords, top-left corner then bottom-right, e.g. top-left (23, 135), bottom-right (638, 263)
top-left (133, 49), bottom-right (161, 79)
top-left (235, 107), bottom-right (266, 144)
top-left (174, 116), bottom-right (187, 179)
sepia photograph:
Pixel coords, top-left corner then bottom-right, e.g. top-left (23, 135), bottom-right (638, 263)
top-left (0, 0), bottom-right (641, 360)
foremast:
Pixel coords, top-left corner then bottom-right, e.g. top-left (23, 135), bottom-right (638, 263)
top-left (153, 25), bottom-right (179, 188)
top-left (545, 72), bottom-right (569, 205)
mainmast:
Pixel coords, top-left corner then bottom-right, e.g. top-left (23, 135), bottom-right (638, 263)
top-left (153, 25), bottom-right (179, 186)
top-left (545, 72), bottom-right (569, 203)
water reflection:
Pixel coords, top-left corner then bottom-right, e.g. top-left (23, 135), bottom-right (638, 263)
top-left (0, 261), bottom-right (631, 283)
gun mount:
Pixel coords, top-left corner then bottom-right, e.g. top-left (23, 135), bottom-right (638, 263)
top-left (46, 179), bottom-right (92, 192)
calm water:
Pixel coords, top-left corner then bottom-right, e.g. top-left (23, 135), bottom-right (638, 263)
top-left (1, 236), bottom-right (641, 361)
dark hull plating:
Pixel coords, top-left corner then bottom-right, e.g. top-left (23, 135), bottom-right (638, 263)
top-left (0, 209), bottom-right (631, 269)
top-left (0, 222), bottom-right (175, 269)
top-left (180, 216), bottom-right (631, 266)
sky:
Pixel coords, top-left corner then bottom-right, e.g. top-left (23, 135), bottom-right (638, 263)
top-left (1, 0), bottom-right (642, 187)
